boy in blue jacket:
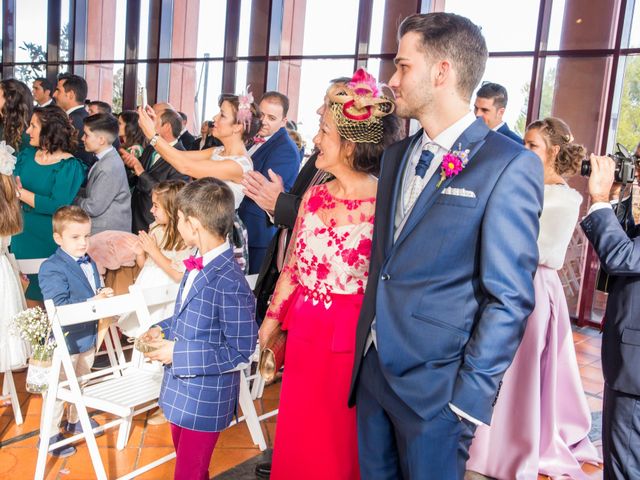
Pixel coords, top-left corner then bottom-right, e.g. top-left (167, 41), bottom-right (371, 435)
top-left (39, 206), bottom-right (113, 457)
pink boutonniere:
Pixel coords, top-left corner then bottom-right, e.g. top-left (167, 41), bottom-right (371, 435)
top-left (436, 145), bottom-right (471, 188)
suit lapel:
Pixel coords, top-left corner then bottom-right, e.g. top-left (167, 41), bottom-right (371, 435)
top-left (252, 128), bottom-right (284, 172)
top-left (383, 132), bottom-right (423, 257)
top-left (393, 118), bottom-right (490, 250)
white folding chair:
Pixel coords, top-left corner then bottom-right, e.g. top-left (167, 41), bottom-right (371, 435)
top-left (35, 291), bottom-right (176, 480)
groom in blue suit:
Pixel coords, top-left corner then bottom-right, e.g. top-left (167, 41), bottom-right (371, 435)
top-left (349, 13), bottom-right (543, 479)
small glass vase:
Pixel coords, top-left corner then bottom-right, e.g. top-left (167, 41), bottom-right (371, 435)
top-left (26, 346), bottom-right (53, 394)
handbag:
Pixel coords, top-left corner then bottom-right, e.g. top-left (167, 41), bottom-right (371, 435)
top-left (258, 323), bottom-right (287, 382)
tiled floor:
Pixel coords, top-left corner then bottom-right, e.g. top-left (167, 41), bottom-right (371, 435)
top-left (0, 327), bottom-right (605, 479)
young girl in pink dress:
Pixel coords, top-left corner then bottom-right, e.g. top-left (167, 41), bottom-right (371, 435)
top-left (258, 69), bottom-right (399, 480)
top-left (467, 117), bottom-right (601, 479)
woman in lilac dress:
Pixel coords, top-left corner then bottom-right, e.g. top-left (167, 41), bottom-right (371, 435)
top-left (467, 117), bottom-right (601, 479)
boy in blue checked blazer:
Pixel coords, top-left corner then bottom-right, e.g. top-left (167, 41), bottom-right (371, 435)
top-left (141, 177), bottom-right (257, 480)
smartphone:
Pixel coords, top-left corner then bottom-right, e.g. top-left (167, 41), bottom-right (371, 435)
top-left (136, 87), bottom-right (147, 108)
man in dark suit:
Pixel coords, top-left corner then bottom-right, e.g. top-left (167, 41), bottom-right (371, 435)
top-left (53, 74), bottom-right (95, 169)
top-left (32, 77), bottom-right (55, 107)
top-left (124, 107), bottom-right (189, 232)
top-left (349, 14), bottom-right (543, 479)
top-left (178, 111), bottom-right (196, 150)
top-left (189, 120), bottom-right (220, 151)
top-left (581, 155), bottom-right (640, 479)
top-left (238, 91), bottom-right (300, 274)
top-left (474, 82), bottom-right (523, 144)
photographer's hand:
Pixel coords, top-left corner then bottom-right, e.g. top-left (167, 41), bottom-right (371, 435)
top-left (589, 154), bottom-right (616, 204)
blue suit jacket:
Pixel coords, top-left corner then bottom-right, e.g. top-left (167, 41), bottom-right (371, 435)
top-left (349, 118), bottom-right (543, 425)
top-left (581, 207), bottom-right (640, 396)
top-left (156, 248), bottom-right (258, 432)
top-left (497, 123), bottom-right (523, 144)
top-left (39, 248), bottom-right (102, 354)
top-left (238, 127), bottom-right (300, 250)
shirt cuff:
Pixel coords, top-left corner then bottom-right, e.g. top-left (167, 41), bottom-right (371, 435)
top-left (449, 403), bottom-right (485, 426)
top-left (587, 202), bottom-right (613, 216)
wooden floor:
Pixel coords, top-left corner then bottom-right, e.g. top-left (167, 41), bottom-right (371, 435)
top-left (0, 326), bottom-right (604, 479)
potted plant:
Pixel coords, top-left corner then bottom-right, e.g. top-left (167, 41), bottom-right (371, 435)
top-left (11, 306), bottom-right (56, 393)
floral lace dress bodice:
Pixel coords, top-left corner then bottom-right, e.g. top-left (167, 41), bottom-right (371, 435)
top-left (266, 184), bottom-right (375, 321)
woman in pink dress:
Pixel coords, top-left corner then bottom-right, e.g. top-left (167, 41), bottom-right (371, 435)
top-left (467, 117), bottom-right (601, 479)
top-left (258, 69), bottom-right (399, 480)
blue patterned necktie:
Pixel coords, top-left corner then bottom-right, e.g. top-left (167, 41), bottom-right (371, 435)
top-left (404, 145), bottom-right (437, 214)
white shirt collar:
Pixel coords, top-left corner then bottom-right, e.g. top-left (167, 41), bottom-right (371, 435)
top-left (198, 240), bottom-right (230, 268)
top-left (38, 99), bottom-right (53, 107)
top-left (492, 121), bottom-right (505, 132)
top-left (180, 127), bottom-right (188, 136)
top-left (95, 146), bottom-right (114, 160)
top-left (66, 105), bottom-right (85, 115)
top-left (169, 138), bottom-right (179, 147)
top-left (422, 111), bottom-right (477, 152)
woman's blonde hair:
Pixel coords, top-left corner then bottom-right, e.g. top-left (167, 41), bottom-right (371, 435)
top-left (526, 117), bottom-right (586, 176)
top-left (151, 180), bottom-right (186, 251)
top-left (0, 174), bottom-right (23, 236)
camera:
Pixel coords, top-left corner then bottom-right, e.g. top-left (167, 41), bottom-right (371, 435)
top-left (581, 143), bottom-right (639, 184)
top-left (207, 120), bottom-right (214, 128)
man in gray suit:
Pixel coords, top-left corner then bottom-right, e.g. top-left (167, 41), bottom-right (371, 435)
top-left (74, 113), bottom-right (131, 233)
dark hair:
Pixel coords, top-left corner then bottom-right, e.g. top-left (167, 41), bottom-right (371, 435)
top-left (160, 109), bottom-right (183, 139)
top-left (260, 91), bottom-right (290, 117)
top-left (178, 111), bottom-right (187, 122)
top-left (398, 13), bottom-right (488, 101)
top-left (0, 79), bottom-right (33, 150)
top-left (52, 205), bottom-right (90, 234)
top-left (218, 94), bottom-right (262, 144)
top-left (344, 113), bottom-right (402, 176)
top-left (526, 117), bottom-right (585, 176)
top-left (476, 82), bottom-right (508, 110)
top-left (118, 110), bottom-right (146, 149)
top-left (88, 100), bottom-right (112, 114)
top-left (34, 77), bottom-right (54, 94)
top-left (60, 74), bottom-right (88, 103)
top-left (83, 113), bottom-right (119, 142)
top-left (176, 177), bottom-right (235, 239)
top-left (33, 105), bottom-right (78, 153)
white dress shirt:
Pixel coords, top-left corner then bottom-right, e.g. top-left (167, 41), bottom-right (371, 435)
top-left (180, 241), bottom-right (229, 303)
top-left (492, 121), bottom-right (505, 131)
top-left (37, 98), bottom-right (54, 107)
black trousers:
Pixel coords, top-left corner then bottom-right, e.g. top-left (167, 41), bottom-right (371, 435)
top-left (603, 384), bottom-right (640, 479)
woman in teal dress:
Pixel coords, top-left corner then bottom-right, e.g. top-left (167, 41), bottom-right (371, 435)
top-left (0, 79), bottom-right (33, 153)
top-left (12, 105), bottom-right (86, 303)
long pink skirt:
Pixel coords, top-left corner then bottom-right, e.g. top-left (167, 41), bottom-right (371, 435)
top-left (270, 287), bottom-right (362, 480)
top-left (467, 266), bottom-right (601, 479)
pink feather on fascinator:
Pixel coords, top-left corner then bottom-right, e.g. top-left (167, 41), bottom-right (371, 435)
top-left (236, 86), bottom-right (254, 130)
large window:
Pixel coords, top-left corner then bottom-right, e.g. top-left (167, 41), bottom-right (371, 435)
top-left (1, 0), bottom-right (637, 326)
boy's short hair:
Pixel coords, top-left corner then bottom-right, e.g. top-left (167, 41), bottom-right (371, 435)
top-left (52, 205), bottom-right (91, 234)
top-left (83, 113), bottom-right (119, 143)
top-left (176, 178), bottom-right (234, 239)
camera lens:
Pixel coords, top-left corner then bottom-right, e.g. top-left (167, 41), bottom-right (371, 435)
top-left (580, 159), bottom-right (591, 177)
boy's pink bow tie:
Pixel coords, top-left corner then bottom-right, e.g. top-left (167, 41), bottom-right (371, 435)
top-left (183, 255), bottom-right (204, 271)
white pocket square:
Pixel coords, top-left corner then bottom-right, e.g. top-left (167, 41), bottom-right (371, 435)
top-left (441, 187), bottom-right (476, 198)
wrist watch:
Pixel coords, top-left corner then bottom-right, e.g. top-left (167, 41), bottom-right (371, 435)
top-left (150, 133), bottom-right (160, 147)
